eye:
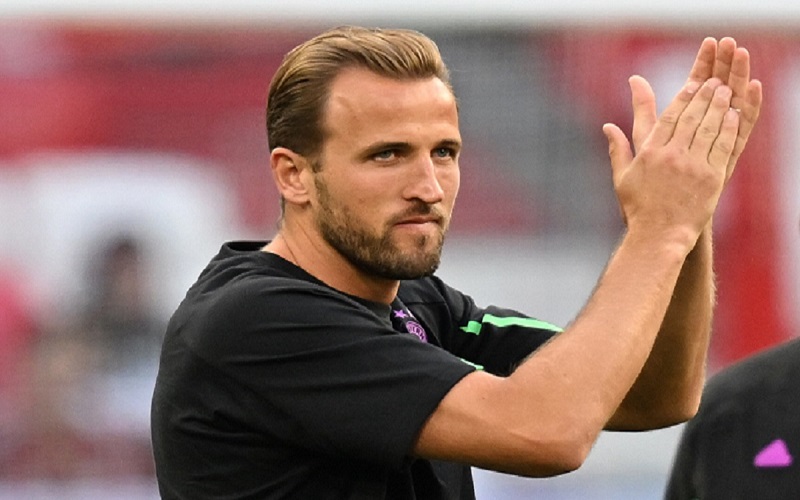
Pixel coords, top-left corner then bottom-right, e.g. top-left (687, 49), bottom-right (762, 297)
top-left (372, 149), bottom-right (397, 161)
top-left (433, 147), bottom-right (456, 159)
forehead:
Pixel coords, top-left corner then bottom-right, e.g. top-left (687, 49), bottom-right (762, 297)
top-left (322, 67), bottom-right (459, 144)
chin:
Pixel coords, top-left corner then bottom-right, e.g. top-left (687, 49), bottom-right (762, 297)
top-left (396, 249), bottom-right (443, 278)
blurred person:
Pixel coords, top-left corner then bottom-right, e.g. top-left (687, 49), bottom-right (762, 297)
top-left (80, 235), bottom-right (165, 371)
top-left (70, 234), bottom-right (162, 475)
top-left (664, 218), bottom-right (800, 500)
top-left (151, 26), bottom-right (762, 499)
top-left (4, 235), bottom-right (162, 480)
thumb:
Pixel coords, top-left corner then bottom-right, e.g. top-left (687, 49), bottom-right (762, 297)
top-left (602, 123), bottom-right (633, 184)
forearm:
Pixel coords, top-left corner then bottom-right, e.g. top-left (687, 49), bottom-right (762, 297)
top-left (608, 227), bottom-right (714, 429)
top-left (506, 229), bottom-right (696, 438)
top-left (415, 229), bottom-right (697, 477)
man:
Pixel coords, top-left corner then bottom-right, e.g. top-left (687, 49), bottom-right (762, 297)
top-left (664, 220), bottom-right (800, 500)
top-left (151, 26), bottom-right (762, 499)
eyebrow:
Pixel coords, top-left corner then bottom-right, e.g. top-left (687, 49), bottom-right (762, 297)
top-left (362, 139), bottom-right (462, 153)
top-left (362, 141), bottom-right (412, 155)
top-left (437, 139), bottom-right (463, 151)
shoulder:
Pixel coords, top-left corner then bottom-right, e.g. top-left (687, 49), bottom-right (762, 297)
top-left (175, 243), bottom-right (387, 350)
top-left (692, 338), bottom-right (800, 426)
top-left (704, 339), bottom-right (800, 402)
top-left (668, 338), bottom-right (800, 498)
top-left (191, 241), bottom-right (351, 309)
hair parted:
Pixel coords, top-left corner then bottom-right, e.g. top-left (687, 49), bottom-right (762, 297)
top-left (266, 26), bottom-right (453, 162)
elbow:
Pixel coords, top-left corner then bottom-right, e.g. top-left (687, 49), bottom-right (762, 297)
top-left (641, 407), bottom-right (697, 430)
top-left (545, 440), bottom-right (592, 476)
top-left (655, 388), bottom-right (704, 427)
top-left (667, 396), bottom-right (701, 424)
top-left (511, 429), bottom-right (597, 477)
top-left (666, 377), bottom-right (704, 423)
top-left (530, 414), bottom-right (607, 476)
top-left (622, 394), bottom-right (702, 430)
top-left (613, 381), bottom-right (704, 430)
top-left (552, 428), bottom-right (598, 474)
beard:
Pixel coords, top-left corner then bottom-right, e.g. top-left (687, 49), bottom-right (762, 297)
top-left (314, 176), bottom-right (447, 280)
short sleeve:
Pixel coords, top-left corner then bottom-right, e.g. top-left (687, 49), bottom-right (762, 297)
top-left (186, 277), bottom-right (476, 469)
top-left (400, 277), bottom-right (561, 376)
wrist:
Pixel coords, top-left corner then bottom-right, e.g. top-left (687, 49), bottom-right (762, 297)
top-left (624, 223), bottom-right (699, 260)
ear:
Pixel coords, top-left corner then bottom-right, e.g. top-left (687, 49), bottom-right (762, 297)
top-left (270, 147), bottom-right (313, 207)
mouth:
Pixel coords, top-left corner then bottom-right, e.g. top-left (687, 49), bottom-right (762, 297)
top-left (392, 214), bottom-right (446, 235)
top-left (395, 215), bottom-right (442, 226)
top-left (389, 204), bottom-right (448, 237)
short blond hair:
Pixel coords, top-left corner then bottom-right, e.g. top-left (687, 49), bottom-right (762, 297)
top-left (266, 26), bottom-right (453, 162)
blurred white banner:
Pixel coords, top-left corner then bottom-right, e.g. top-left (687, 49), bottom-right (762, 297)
top-left (2, 0), bottom-right (800, 27)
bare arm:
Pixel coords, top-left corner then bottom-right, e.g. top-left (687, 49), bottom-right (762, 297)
top-left (416, 230), bottom-right (698, 477)
top-left (608, 229), bottom-right (714, 429)
top-left (607, 38), bottom-right (763, 429)
top-left (412, 57), bottom-right (742, 477)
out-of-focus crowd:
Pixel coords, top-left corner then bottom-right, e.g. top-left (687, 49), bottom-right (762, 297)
top-left (0, 235), bottom-right (162, 481)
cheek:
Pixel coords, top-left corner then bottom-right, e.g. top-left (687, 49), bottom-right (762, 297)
top-left (349, 190), bottom-right (382, 214)
top-left (441, 167), bottom-right (460, 207)
top-left (346, 190), bottom-right (391, 226)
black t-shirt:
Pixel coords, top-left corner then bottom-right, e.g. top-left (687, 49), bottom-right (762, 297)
top-left (665, 338), bottom-right (800, 500)
top-left (151, 241), bottom-right (560, 499)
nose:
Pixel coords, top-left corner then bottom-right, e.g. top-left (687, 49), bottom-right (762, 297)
top-left (403, 155), bottom-right (445, 204)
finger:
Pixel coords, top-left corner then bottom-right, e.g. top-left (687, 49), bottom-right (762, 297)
top-left (727, 47), bottom-right (751, 112)
top-left (707, 108), bottom-right (740, 170)
top-left (720, 45), bottom-right (757, 181)
top-left (737, 79), bottom-right (763, 144)
top-left (713, 37), bottom-right (737, 84)
top-left (687, 37), bottom-right (718, 84)
top-left (726, 79), bottom-right (763, 177)
top-left (662, 78), bottom-right (723, 148)
top-left (647, 79), bottom-right (703, 147)
top-left (603, 123), bottom-right (634, 185)
top-left (629, 75), bottom-right (657, 153)
top-left (603, 123), bottom-right (632, 225)
top-left (688, 84), bottom-right (733, 157)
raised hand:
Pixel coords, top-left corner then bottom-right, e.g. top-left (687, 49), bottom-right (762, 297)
top-left (603, 74), bottom-right (739, 244)
top-left (630, 38), bottom-right (762, 183)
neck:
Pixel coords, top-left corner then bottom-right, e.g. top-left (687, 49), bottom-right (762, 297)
top-left (263, 230), bottom-right (400, 305)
